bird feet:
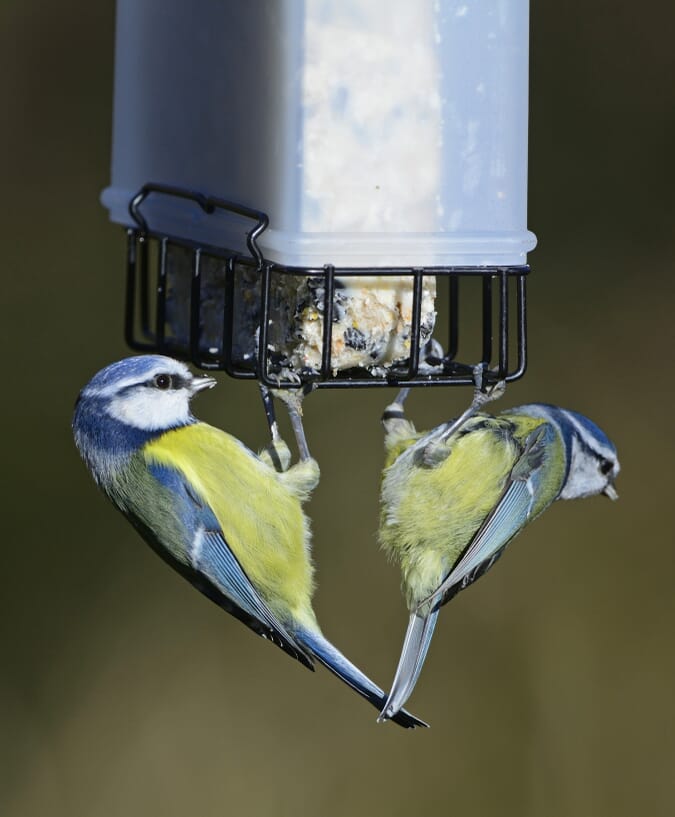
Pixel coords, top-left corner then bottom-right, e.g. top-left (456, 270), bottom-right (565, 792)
top-left (439, 364), bottom-right (506, 444)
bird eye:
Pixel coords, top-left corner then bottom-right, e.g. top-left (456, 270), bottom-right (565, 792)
top-left (600, 458), bottom-right (614, 476)
top-left (154, 373), bottom-right (172, 390)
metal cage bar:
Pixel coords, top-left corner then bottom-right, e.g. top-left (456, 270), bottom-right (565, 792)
top-left (155, 237), bottom-right (168, 350)
top-left (320, 265), bottom-right (336, 380)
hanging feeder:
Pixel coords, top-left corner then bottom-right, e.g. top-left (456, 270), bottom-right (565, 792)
top-left (102, 0), bottom-right (536, 389)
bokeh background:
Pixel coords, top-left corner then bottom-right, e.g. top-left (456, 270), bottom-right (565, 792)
top-left (2, 2), bottom-right (674, 816)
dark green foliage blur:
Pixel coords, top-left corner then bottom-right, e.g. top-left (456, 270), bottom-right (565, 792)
top-left (1, 2), bottom-right (674, 815)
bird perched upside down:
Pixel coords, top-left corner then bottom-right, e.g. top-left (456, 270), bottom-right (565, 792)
top-left (377, 381), bottom-right (620, 722)
top-left (73, 355), bottom-right (426, 729)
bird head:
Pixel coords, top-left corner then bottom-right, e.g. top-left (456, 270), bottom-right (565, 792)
top-left (75, 355), bottom-right (216, 433)
top-left (511, 404), bottom-right (620, 502)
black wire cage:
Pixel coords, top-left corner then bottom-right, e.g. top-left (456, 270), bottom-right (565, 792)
top-left (125, 184), bottom-right (529, 389)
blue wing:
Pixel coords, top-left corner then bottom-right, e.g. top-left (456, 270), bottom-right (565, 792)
top-left (422, 423), bottom-right (557, 610)
top-left (147, 462), bottom-right (314, 669)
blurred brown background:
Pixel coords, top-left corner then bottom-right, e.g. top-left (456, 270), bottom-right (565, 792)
top-left (1, 2), bottom-right (674, 816)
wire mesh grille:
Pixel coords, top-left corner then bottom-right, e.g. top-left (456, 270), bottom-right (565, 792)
top-left (124, 184), bottom-right (528, 388)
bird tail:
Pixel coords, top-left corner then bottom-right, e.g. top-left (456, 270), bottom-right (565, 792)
top-left (377, 608), bottom-right (440, 723)
top-left (296, 627), bottom-right (428, 729)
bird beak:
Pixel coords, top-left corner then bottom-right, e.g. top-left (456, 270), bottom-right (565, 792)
top-left (603, 483), bottom-right (619, 501)
top-left (191, 375), bottom-right (217, 394)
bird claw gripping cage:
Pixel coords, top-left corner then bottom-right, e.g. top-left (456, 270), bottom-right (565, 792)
top-left (125, 184), bottom-right (528, 390)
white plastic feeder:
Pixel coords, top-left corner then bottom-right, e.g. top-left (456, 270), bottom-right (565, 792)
top-left (103, 0), bottom-right (535, 386)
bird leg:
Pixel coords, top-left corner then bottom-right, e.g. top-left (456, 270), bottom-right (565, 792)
top-left (439, 364), bottom-right (506, 444)
top-left (382, 387), bottom-right (411, 423)
top-left (272, 384), bottom-right (315, 462)
top-left (258, 384), bottom-right (292, 472)
top-left (259, 383), bottom-right (281, 443)
top-left (381, 387), bottom-right (419, 450)
top-left (269, 385), bottom-right (320, 499)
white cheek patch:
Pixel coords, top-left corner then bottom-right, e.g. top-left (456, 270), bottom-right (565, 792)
top-left (560, 436), bottom-right (604, 500)
top-left (108, 388), bottom-right (191, 430)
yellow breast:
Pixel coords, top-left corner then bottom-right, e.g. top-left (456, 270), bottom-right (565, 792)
top-left (144, 423), bottom-right (315, 624)
top-left (380, 415), bottom-right (547, 606)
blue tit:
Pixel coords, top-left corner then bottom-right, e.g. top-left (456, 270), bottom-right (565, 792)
top-left (377, 389), bottom-right (620, 722)
top-left (72, 355), bottom-right (426, 729)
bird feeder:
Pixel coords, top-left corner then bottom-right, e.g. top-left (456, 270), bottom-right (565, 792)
top-left (102, 0), bottom-right (535, 388)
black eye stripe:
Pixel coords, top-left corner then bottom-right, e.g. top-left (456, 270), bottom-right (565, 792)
top-left (150, 373), bottom-right (186, 390)
top-left (600, 458), bottom-right (614, 475)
